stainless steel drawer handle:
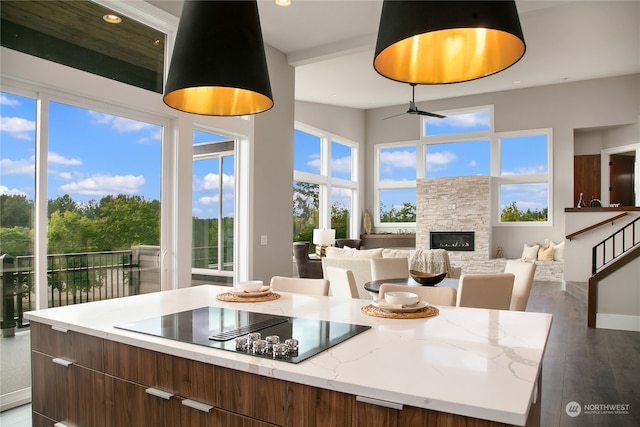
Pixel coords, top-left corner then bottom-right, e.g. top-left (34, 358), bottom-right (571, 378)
top-left (356, 395), bottom-right (404, 410)
top-left (54, 422), bottom-right (70, 427)
top-left (51, 325), bottom-right (69, 333)
top-left (182, 399), bottom-right (214, 413)
top-left (145, 387), bottom-right (174, 400)
top-left (52, 358), bottom-right (74, 367)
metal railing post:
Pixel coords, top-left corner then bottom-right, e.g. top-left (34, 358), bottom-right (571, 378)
top-left (0, 254), bottom-right (17, 337)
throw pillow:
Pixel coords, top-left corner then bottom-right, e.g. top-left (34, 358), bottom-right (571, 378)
top-left (521, 243), bottom-right (539, 262)
top-left (553, 241), bottom-right (565, 261)
top-left (537, 245), bottom-right (554, 261)
top-left (324, 246), bottom-right (384, 259)
top-left (381, 248), bottom-right (411, 258)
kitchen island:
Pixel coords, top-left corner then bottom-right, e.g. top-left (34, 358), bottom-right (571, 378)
top-left (26, 285), bottom-right (551, 427)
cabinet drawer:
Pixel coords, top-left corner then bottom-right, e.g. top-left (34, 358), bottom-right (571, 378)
top-left (157, 351), bottom-right (216, 406)
top-left (31, 321), bottom-right (104, 371)
top-left (217, 366), bottom-right (286, 426)
top-left (104, 340), bottom-right (157, 386)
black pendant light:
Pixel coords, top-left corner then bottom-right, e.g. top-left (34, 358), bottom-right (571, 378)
top-left (163, 1), bottom-right (273, 116)
top-left (374, 1), bottom-right (526, 84)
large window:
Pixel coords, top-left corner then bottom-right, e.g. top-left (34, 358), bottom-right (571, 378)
top-left (192, 130), bottom-right (235, 273)
top-left (293, 126), bottom-right (358, 248)
top-left (375, 106), bottom-right (552, 225)
top-left (497, 131), bottom-right (551, 223)
top-left (376, 145), bottom-right (417, 224)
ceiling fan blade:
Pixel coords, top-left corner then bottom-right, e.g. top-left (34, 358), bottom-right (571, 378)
top-left (382, 111), bottom-right (409, 120)
top-left (416, 110), bottom-right (446, 119)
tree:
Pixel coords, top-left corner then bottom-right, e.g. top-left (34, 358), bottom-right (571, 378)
top-left (500, 201), bottom-right (548, 222)
top-left (380, 202), bottom-right (416, 222)
top-left (48, 194), bottom-right (78, 217)
top-left (0, 194), bottom-right (32, 228)
top-left (0, 226), bottom-right (32, 256)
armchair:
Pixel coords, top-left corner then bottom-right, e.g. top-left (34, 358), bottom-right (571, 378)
top-left (292, 242), bottom-right (324, 279)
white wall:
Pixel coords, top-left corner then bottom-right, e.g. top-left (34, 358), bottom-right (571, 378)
top-left (597, 253), bottom-right (640, 332)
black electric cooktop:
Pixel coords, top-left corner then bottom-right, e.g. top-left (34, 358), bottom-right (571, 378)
top-left (115, 306), bottom-right (370, 364)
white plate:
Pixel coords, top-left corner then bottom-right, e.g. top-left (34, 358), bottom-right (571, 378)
top-left (372, 299), bottom-right (429, 313)
top-left (228, 287), bottom-right (272, 297)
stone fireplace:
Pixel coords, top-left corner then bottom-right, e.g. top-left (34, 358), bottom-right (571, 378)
top-left (416, 176), bottom-right (491, 263)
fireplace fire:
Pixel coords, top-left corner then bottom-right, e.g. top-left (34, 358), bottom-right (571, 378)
top-left (430, 231), bottom-right (475, 252)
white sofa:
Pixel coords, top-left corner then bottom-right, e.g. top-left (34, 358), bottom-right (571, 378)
top-left (321, 247), bottom-right (460, 300)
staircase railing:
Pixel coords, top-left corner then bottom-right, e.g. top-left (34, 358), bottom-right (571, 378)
top-left (591, 216), bottom-right (640, 275)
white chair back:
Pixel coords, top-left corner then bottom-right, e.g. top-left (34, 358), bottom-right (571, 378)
top-left (378, 283), bottom-right (456, 306)
top-left (456, 273), bottom-right (515, 310)
top-left (504, 260), bottom-right (537, 311)
top-left (325, 266), bottom-right (359, 299)
top-left (370, 257), bottom-right (410, 281)
top-left (270, 276), bottom-right (330, 296)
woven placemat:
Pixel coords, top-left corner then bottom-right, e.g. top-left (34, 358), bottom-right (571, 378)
top-left (216, 292), bottom-right (281, 303)
top-left (361, 304), bottom-right (439, 319)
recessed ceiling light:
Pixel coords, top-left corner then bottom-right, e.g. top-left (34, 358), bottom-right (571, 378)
top-left (513, 80), bottom-right (521, 84)
top-left (103, 14), bottom-right (122, 24)
top-left (275, 0), bottom-right (291, 6)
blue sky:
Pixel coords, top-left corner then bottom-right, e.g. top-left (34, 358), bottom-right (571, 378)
top-left (1, 92), bottom-right (162, 205)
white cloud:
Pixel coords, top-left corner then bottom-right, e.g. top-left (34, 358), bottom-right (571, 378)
top-left (0, 95), bottom-right (20, 107)
top-left (380, 149), bottom-right (416, 175)
top-left (196, 173), bottom-right (234, 192)
top-left (427, 111), bottom-right (490, 129)
top-left (48, 151), bottom-right (82, 166)
top-left (58, 174), bottom-right (145, 196)
top-left (426, 151), bottom-right (457, 170)
top-left (58, 172), bottom-right (73, 180)
top-left (0, 185), bottom-right (28, 197)
top-left (0, 116), bottom-right (35, 140)
top-left (0, 157), bottom-right (34, 175)
top-left (330, 155), bottom-right (352, 174)
top-left (502, 165), bottom-right (547, 175)
top-left (307, 153), bottom-right (321, 172)
top-left (469, 160), bottom-right (477, 168)
top-left (88, 111), bottom-right (154, 133)
top-left (199, 196), bottom-right (219, 205)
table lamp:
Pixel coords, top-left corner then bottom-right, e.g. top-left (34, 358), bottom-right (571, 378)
top-left (313, 229), bottom-right (336, 258)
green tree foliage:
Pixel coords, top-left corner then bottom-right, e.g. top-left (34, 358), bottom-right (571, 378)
top-left (380, 202), bottom-right (416, 222)
top-left (500, 201), bottom-right (548, 222)
top-left (293, 181), bottom-right (319, 243)
top-left (0, 226), bottom-right (32, 256)
top-left (0, 194), bottom-right (32, 227)
top-left (48, 194), bottom-right (78, 217)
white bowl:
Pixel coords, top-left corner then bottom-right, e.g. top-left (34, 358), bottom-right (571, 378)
top-left (384, 291), bottom-right (419, 305)
top-left (236, 280), bottom-right (263, 292)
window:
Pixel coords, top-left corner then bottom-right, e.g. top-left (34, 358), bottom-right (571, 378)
top-left (378, 107), bottom-right (552, 225)
top-left (293, 125), bottom-right (358, 247)
top-left (48, 101), bottom-right (163, 293)
top-left (192, 130), bottom-right (235, 273)
top-left (376, 145), bottom-right (417, 225)
top-left (497, 131), bottom-right (551, 223)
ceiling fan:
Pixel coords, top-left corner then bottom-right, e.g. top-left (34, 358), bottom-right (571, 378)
top-left (383, 83), bottom-right (446, 120)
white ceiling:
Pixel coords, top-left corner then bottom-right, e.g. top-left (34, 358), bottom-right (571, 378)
top-left (147, 0), bottom-right (640, 110)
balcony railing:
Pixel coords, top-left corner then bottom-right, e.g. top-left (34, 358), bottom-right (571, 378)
top-left (1, 248), bottom-right (159, 333)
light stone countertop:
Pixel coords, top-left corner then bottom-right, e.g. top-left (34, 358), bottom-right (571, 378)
top-left (25, 285), bottom-right (552, 426)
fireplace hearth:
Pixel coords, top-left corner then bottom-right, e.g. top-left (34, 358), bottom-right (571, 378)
top-left (430, 231), bottom-right (475, 252)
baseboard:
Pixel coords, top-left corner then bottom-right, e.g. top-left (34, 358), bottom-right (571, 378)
top-left (0, 387), bottom-right (31, 412)
top-left (596, 313), bottom-right (640, 332)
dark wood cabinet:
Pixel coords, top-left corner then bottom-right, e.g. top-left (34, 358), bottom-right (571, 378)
top-left (30, 321), bottom-right (514, 427)
top-left (574, 154), bottom-right (601, 207)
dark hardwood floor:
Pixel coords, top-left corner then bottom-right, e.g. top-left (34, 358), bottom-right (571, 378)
top-left (528, 281), bottom-right (640, 426)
